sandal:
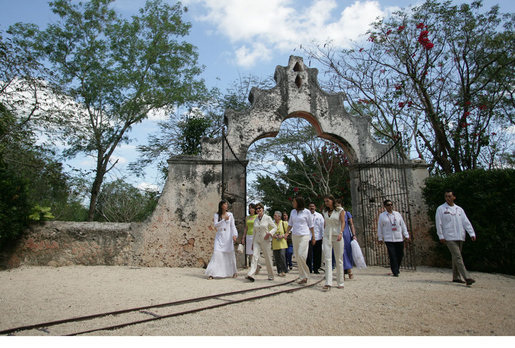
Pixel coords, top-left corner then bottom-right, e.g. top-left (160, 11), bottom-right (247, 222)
top-left (322, 285), bottom-right (331, 291)
top-left (207, 276), bottom-right (213, 280)
top-left (233, 273), bottom-right (238, 278)
top-left (298, 278), bottom-right (308, 284)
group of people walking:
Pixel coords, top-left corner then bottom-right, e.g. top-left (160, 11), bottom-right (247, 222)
top-left (206, 195), bottom-right (358, 291)
top-left (205, 189), bottom-right (477, 288)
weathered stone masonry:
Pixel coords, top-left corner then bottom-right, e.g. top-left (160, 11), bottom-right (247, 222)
top-left (1, 56), bottom-right (436, 269)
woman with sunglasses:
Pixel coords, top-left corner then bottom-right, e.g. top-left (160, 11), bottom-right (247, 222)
top-left (246, 203), bottom-right (276, 282)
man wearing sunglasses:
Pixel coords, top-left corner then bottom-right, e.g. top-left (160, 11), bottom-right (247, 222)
top-left (377, 199), bottom-right (410, 277)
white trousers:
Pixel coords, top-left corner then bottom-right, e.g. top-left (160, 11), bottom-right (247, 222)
top-left (292, 234), bottom-right (310, 280)
top-left (323, 234), bottom-right (344, 287)
top-left (247, 235), bottom-right (274, 279)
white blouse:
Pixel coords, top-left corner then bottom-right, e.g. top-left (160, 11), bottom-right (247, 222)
top-left (213, 212), bottom-right (238, 252)
top-left (288, 208), bottom-right (314, 236)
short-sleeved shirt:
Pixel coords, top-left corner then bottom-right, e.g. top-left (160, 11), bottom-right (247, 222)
top-left (288, 208), bottom-right (314, 236)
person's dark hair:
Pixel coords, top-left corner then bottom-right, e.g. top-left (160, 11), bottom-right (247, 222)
top-left (294, 196), bottom-right (305, 211)
top-left (282, 211), bottom-right (288, 221)
top-left (323, 194), bottom-right (337, 212)
top-left (248, 203), bottom-right (256, 214)
top-left (444, 189), bottom-right (454, 195)
top-left (217, 199), bottom-right (228, 221)
top-left (255, 202), bottom-right (265, 211)
top-left (383, 199), bottom-right (392, 206)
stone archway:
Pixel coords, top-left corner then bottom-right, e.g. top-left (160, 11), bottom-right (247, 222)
top-left (138, 56), bottom-right (433, 268)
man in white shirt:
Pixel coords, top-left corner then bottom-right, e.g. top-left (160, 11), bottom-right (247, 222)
top-left (377, 199), bottom-right (410, 277)
top-left (308, 203), bottom-right (324, 274)
top-left (435, 190), bottom-right (476, 286)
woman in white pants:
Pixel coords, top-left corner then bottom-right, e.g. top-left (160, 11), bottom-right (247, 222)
top-left (286, 196), bottom-right (315, 284)
top-left (246, 203), bottom-right (276, 282)
top-left (322, 195), bottom-right (346, 290)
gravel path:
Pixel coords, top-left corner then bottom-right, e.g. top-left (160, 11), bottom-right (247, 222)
top-left (0, 265), bottom-right (513, 336)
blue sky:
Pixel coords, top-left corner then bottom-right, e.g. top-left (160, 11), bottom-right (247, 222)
top-left (1, 0), bottom-right (513, 193)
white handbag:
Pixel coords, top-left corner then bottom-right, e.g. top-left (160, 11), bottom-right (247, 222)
top-left (236, 244), bottom-right (245, 254)
top-left (351, 239), bottom-right (367, 269)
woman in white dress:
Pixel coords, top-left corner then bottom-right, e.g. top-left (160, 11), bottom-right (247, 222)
top-left (322, 194), bottom-right (346, 290)
top-left (205, 200), bottom-right (238, 279)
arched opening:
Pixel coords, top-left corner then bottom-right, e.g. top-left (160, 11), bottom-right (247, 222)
top-left (245, 113), bottom-right (355, 214)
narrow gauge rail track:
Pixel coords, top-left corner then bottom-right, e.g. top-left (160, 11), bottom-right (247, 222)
top-left (1, 277), bottom-right (323, 336)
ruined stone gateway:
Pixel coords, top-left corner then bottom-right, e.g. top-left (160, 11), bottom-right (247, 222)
top-left (2, 56), bottom-right (434, 269)
top-left (140, 56), bottom-right (432, 268)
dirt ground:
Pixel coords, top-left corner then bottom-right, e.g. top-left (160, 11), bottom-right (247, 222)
top-left (0, 264), bottom-right (514, 337)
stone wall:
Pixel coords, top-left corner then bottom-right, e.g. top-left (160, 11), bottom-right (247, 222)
top-left (0, 221), bottom-right (143, 269)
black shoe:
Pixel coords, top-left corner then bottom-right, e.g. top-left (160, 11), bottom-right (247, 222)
top-left (453, 279), bottom-right (466, 284)
top-left (393, 274), bottom-right (399, 277)
top-left (314, 270), bottom-right (320, 274)
top-left (465, 278), bottom-right (475, 286)
top-left (246, 276), bottom-right (255, 282)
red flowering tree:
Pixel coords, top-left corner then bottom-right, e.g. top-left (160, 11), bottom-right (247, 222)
top-left (305, 0), bottom-right (514, 173)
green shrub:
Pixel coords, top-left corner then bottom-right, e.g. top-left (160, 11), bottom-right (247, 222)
top-left (423, 169), bottom-right (515, 275)
top-left (0, 164), bottom-right (31, 250)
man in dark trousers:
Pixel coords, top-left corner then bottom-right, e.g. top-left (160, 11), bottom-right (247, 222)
top-left (377, 199), bottom-right (410, 277)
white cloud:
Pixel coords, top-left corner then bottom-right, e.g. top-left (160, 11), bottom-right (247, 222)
top-left (137, 182), bottom-right (160, 192)
top-left (191, 0), bottom-right (388, 67)
top-left (235, 43), bottom-right (273, 68)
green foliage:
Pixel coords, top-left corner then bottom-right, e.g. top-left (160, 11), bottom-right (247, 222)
top-left (28, 205), bottom-right (55, 221)
top-left (95, 179), bottom-right (159, 222)
top-left (423, 169), bottom-right (515, 275)
top-left (177, 116), bottom-right (213, 155)
top-left (10, 0), bottom-right (207, 220)
top-left (0, 163), bottom-right (31, 250)
top-left (256, 145), bottom-right (351, 215)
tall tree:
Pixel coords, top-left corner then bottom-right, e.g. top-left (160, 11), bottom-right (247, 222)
top-left (11, 0), bottom-right (207, 220)
top-left (305, 0), bottom-right (514, 174)
top-left (255, 142), bottom-right (351, 214)
top-left (133, 74), bottom-right (274, 178)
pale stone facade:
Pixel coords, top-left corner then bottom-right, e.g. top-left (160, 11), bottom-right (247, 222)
top-left (2, 56), bottom-right (435, 269)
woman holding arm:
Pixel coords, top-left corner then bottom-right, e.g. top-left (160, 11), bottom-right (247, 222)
top-left (241, 203), bottom-right (257, 268)
top-left (272, 211), bottom-right (288, 277)
top-left (286, 196), bottom-right (315, 284)
top-left (205, 200), bottom-right (238, 279)
top-left (322, 195), bottom-right (346, 290)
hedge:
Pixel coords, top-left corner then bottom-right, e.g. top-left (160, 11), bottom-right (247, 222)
top-left (423, 169), bottom-right (515, 275)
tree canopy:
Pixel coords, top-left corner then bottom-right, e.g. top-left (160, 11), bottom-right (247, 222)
top-left (9, 0), bottom-right (207, 220)
top-left (305, 0), bottom-right (514, 174)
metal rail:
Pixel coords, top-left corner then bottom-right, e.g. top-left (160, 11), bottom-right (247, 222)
top-left (0, 277), bottom-right (323, 336)
top-left (68, 278), bottom-right (323, 336)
